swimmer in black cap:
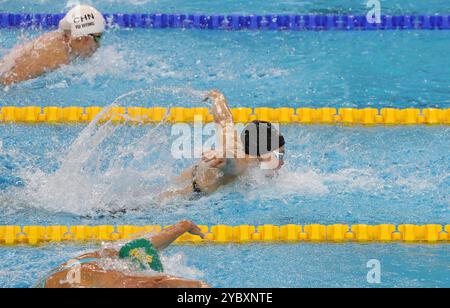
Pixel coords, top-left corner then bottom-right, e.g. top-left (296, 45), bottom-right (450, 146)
top-left (163, 90), bottom-right (285, 198)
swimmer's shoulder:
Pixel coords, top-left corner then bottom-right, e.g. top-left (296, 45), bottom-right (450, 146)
top-left (38, 31), bottom-right (64, 41)
top-left (219, 157), bottom-right (253, 177)
top-left (221, 158), bottom-right (240, 175)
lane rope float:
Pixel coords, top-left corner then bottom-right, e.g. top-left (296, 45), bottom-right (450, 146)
top-left (1, 13), bottom-right (450, 31)
top-left (0, 224), bottom-right (449, 246)
top-left (0, 106), bottom-right (449, 125)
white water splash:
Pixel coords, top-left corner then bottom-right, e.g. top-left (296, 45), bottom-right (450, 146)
top-left (1, 88), bottom-right (206, 216)
top-left (56, 45), bottom-right (130, 85)
top-left (239, 163), bottom-right (441, 203)
top-left (322, 168), bottom-right (385, 193)
top-left (161, 252), bottom-right (204, 280)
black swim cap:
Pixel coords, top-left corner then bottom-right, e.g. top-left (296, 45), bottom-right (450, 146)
top-left (241, 121), bottom-right (285, 157)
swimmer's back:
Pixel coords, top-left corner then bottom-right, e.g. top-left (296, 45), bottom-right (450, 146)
top-left (0, 32), bottom-right (70, 85)
top-left (193, 158), bottom-right (251, 194)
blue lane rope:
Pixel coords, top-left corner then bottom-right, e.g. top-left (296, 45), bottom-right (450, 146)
top-left (1, 13), bottom-right (450, 31)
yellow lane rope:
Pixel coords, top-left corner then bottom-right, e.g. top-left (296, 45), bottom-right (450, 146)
top-left (0, 106), bottom-right (449, 125)
top-left (0, 224), bottom-right (449, 245)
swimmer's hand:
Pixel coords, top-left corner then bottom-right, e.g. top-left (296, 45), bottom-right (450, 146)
top-left (181, 220), bottom-right (205, 239)
top-left (202, 149), bottom-right (226, 169)
top-left (207, 89), bottom-right (222, 99)
top-left (202, 89), bottom-right (224, 106)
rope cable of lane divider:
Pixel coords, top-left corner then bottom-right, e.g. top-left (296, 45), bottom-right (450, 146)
top-left (1, 13), bottom-right (450, 30)
top-left (0, 224), bottom-right (448, 246)
top-left (0, 106), bottom-right (449, 125)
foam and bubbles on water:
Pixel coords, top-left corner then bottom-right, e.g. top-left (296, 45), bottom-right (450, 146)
top-left (57, 39), bottom-right (184, 87)
top-left (21, 122), bottom-right (168, 214)
top-left (55, 46), bottom-right (130, 86)
top-left (240, 164), bottom-right (442, 204)
top-left (1, 121), bottom-right (448, 219)
top-left (0, 88), bottom-right (207, 216)
top-left (0, 92), bottom-right (448, 222)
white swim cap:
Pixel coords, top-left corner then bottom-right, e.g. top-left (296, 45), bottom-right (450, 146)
top-left (59, 5), bottom-right (105, 38)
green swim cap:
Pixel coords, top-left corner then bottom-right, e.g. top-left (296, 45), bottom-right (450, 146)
top-left (119, 238), bottom-right (164, 272)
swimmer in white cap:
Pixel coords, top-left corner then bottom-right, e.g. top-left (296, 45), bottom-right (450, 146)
top-left (0, 5), bottom-right (105, 85)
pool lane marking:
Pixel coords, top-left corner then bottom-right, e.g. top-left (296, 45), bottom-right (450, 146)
top-left (0, 224), bottom-right (449, 245)
top-left (1, 13), bottom-right (450, 31)
top-left (1, 106), bottom-right (449, 125)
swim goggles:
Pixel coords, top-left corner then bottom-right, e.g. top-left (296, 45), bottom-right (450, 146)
top-left (89, 34), bottom-right (103, 43)
top-left (273, 151), bottom-right (285, 161)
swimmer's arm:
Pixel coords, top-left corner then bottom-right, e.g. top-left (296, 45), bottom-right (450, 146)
top-left (202, 149), bottom-right (227, 169)
top-left (149, 220), bottom-right (204, 251)
top-left (87, 221), bottom-right (204, 257)
top-left (206, 89), bottom-right (235, 128)
top-left (204, 90), bottom-right (242, 170)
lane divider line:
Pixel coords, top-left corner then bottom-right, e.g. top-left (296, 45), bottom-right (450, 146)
top-left (0, 224), bottom-right (449, 245)
top-left (1, 13), bottom-right (450, 31)
top-left (1, 106), bottom-right (449, 125)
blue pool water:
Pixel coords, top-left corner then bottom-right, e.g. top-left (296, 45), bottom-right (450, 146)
top-left (1, 1), bottom-right (449, 288)
top-left (2, 29), bottom-right (450, 108)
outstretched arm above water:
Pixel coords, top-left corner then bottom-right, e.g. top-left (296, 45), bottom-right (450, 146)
top-left (206, 89), bottom-right (235, 128)
top-left (77, 220), bottom-right (204, 259)
top-left (149, 220), bottom-right (205, 250)
top-left (203, 90), bottom-right (243, 169)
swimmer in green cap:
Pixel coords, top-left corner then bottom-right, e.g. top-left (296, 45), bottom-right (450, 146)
top-left (40, 220), bottom-right (209, 288)
top-left (0, 5), bottom-right (105, 85)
